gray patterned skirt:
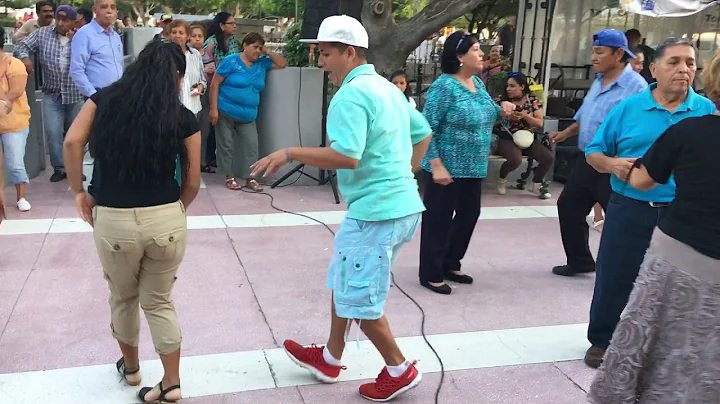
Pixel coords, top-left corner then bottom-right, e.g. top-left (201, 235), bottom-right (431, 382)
top-left (588, 228), bottom-right (720, 404)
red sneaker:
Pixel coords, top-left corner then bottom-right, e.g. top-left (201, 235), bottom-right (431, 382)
top-left (283, 340), bottom-right (345, 383)
top-left (359, 361), bottom-right (422, 402)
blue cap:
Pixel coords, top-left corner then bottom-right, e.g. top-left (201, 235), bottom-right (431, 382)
top-left (592, 29), bottom-right (635, 59)
top-left (55, 5), bottom-right (77, 20)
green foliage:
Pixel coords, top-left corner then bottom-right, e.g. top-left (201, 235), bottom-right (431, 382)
top-left (1, 18), bottom-right (18, 28)
top-left (392, 0), bottom-right (430, 21)
top-left (5, 0), bottom-right (34, 10)
top-left (486, 70), bottom-right (508, 98)
top-left (465, 0), bottom-right (519, 34)
top-left (282, 21), bottom-right (317, 67)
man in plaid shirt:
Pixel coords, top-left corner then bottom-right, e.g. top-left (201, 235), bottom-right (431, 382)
top-left (14, 5), bottom-right (85, 183)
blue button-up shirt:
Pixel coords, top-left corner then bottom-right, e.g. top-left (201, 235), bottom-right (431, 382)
top-left (586, 83), bottom-right (716, 202)
top-left (70, 19), bottom-right (124, 97)
top-left (574, 64), bottom-right (647, 151)
top-left (13, 26), bottom-right (83, 104)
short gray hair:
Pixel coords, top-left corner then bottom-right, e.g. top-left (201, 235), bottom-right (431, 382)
top-left (653, 38), bottom-right (695, 62)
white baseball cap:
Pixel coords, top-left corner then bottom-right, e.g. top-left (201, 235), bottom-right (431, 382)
top-left (300, 15), bottom-right (369, 49)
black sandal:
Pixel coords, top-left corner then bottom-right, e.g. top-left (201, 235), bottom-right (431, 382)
top-left (116, 357), bottom-right (141, 386)
top-left (138, 381), bottom-right (182, 403)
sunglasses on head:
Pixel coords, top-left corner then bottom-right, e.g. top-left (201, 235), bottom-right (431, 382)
top-left (508, 72), bottom-right (520, 77)
top-left (456, 33), bottom-right (471, 51)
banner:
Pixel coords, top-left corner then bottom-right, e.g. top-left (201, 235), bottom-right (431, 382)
top-left (620, 0), bottom-right (720, 17)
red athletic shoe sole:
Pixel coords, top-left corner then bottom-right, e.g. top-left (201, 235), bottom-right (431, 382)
top-left (360, 372), bottom-right (423, 402)
top-left (283, 345), bottom-right (341, 384)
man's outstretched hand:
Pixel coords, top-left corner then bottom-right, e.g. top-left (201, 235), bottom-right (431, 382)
top-left (250, 149), bottom-right (290, 178)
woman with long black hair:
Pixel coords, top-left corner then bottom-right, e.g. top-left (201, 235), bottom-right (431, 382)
top-left (63, 40), bottom-right (201, 403)
top-left (494, 72), bottom-right (554, 198)
top-left (204, 11), bottom-right (239, 63)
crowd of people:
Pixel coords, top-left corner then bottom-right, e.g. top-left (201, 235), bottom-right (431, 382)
top-left (0, 4), bottom-right (718, 403)
top-left (0, 2), bottom-right (288, 214)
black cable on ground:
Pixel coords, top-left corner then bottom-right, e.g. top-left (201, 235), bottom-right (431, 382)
top-left (238, 186), bottom-right (445, 404)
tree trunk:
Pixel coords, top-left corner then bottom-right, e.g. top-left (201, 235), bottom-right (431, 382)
top-left (363, 0), bottom-right (487, 73)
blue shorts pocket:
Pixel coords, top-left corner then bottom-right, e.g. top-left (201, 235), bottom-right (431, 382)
top-left (333, 247), bottom-right (381, 307)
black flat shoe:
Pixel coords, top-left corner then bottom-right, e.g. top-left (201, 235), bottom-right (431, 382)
top-left (50, 170), bottom-right (66, 183)
top-left (552, 265), bottom-right (595, 277)
top-left (138, 381), bottom-right (181, 403)
top-left (445, 272), bottom-right (473, 284)
top-left (421, 281), bottom-right (452, 295)
top-left (116, 357), bottom-right (141, 386)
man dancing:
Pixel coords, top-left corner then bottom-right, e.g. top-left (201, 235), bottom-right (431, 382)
top-left (583, 37), bottom-right (715, 368)
top-left (250, 15), bottom-right (432, 402)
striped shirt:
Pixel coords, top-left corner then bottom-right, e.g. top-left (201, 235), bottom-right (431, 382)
top-left (13, 26), bottom-right (83, 104)
top-left (179, 47), bottom-right (206, 115)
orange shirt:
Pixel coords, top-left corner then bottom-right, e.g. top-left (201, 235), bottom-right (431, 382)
top-left (0, 56), bottom-right (30, 133)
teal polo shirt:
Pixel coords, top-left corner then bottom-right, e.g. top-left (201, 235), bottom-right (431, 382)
top-left (327, 64), bottom-right (431, 221)
top-left (586, 83), bottom-right (715, 202)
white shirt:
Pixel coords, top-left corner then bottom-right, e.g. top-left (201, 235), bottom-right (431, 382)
top-left (179, 47), bottom-right (206, 115)
top-left (58, 35), bottom-right (70, 73)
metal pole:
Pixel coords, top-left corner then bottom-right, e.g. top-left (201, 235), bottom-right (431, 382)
top-left (414, 0), bottom-right (418, 15)
top-left (295, 0), bottom-right (298, 21)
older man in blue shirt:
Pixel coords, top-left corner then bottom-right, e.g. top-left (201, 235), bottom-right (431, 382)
top-left (584, 38), bottom-right (715, 369)
top-left (551, 30), bottom-right (647, 278)
top-left (70, 0), bottom-right (123, 98)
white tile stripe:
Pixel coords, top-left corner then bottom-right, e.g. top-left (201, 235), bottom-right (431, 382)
top-left (0, 206), bottom-right (559, 236)
top-left (0, 323), bottom-right (588, 404)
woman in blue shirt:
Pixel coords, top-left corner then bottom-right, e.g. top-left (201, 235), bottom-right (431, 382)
top-left (208, 32), bottom-right (287, 191)
top-left (419, 31), bottom-right (515, 295)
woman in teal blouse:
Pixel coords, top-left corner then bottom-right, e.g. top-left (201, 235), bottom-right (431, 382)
top-left (419, 31), bottom-right (515, 295)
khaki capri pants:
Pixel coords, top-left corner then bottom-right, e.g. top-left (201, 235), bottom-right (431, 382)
top-left (93, 201), bottom-right (187, 355)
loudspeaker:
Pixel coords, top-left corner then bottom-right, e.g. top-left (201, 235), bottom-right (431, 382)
top-left (300, 0), bottom-right (364, 40)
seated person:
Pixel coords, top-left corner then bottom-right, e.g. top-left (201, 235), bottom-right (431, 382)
top-left (493, 72), bottom-right (554, 198)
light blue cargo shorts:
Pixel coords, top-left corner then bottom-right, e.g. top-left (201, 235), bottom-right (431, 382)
top-left (327, 213), bottom-right (421, 320)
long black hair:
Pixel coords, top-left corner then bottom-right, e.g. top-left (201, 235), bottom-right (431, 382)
top-left (89, 41), bottom-right (187, 184)
top-left (507, 72), bottom-right (531, 95)
top-left (208, 12), bottom-right (232, 54)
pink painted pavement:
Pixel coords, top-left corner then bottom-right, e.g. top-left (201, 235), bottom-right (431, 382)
top-left (0, 170), bottom-right (601, 403)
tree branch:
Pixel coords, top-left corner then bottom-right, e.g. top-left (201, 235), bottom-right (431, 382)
top-left (393, 0), bottom-right (484, 56)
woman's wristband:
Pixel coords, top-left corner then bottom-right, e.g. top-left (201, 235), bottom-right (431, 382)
top-left (285, 147), bottom-right (293, 163)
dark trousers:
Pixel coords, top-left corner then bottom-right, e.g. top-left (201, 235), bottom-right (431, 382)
top-left (419, 171), bottom-right (483, 283)
top-left (207, 126), bottom-right (216, 164)
top-left (557, 157), bottom-right (612, 272)
top-left (588, 192), bottom-right (667, 349)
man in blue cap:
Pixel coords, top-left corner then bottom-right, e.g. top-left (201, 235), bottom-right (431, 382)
top-left (14, 4), bottom-right (85, 183)
top-left (583, 37), bottom-right (715, 368)
top-left (550, 29), bottom-right (647, 278)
